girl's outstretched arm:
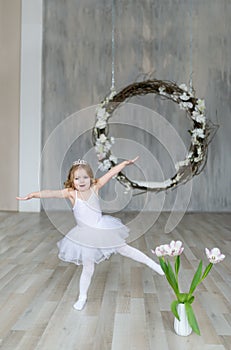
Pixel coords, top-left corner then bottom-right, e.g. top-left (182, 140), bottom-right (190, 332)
top-left (16, 188), bottom-right (71, 201)
top-left (96, 156), bottom-right (139, 189)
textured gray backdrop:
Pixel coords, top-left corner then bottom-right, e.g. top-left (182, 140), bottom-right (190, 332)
top-left (42, 0), bottom-right (231, 212)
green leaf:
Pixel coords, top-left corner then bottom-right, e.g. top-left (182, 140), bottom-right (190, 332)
top-left (187, 295), bottom-right (195, 304)
top-left (175, 255), bottom-right (180, 277)
top-left (159, 257), bottom-right (168, 274)
top-left (167, 260), bottom-right (179, 294)
top-left (185, 302), bottom-right (201, 335)
top-left (171, 300), bottom-right (180, 321)
top-left (165, 275), bottom-right (179, 296)
top-left (178, 293), bottom-right (188, 303)
top-left (159, 258), bottom-right (179, 297)
top-left (201, 263), bottom-right (213, 281)
top-left (189, 260), bottom-right (203, 295)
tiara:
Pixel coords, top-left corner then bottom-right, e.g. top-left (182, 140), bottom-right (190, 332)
top-left (72, 159), bottom-right (87, 166)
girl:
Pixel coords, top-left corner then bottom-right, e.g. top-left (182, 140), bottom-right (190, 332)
top-left (17, 157), bottom-right (164, 310)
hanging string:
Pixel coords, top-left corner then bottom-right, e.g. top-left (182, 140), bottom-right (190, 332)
top-left (111, 0), bottom-right (116, 91)
top-left (189, 0), bottom-right (193, 93)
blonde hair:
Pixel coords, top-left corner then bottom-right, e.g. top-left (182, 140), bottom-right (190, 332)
top-left (64, 164), bottom-right (97, 189)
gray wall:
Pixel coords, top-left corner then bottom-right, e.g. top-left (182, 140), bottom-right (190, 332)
top-left (42, 0), bottom-right (231, 212)
top-left (0, 0), bottom-right (21, 211)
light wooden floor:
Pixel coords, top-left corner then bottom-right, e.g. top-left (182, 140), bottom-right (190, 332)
top-left (0, 211), bottom-right (230, 350)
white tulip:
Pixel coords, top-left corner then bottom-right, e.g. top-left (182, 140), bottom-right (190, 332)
top-left (205, 248), bottom-right (225, 264)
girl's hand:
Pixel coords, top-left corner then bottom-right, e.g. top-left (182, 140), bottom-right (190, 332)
top-left (124, 156), bottom-right (139, 166)
top-left (16, 193), bottom-right (34, 201)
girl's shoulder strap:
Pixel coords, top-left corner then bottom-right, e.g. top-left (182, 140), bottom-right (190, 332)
top-left (91, 184), bottom-right (98, 195)
top-left (72, 189), bottom-right (78, 209)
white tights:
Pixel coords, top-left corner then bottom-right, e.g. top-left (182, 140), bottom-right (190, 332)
top-left (73, 244), bottom-right (164, 310)
top-left (73, 261), bottom-right (95, 310)
top-left (117, 245), bottom-right (164, 275)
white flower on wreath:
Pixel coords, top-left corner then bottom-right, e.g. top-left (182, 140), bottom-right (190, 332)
top-left (103, 90), bottom-right (116, 105)
top-left (187, 151), bottom-right (194, 159)
top-left (97, 152), bottom-right (106, 161)
top-left (179, 84), bottom-right (194, 98)
top-left (173, 173), bottom-right (183, 183)
top-left (194, 153), bottom-right (204, 163)
top-left (159, 86), bottom-right (166, 95)
top-left (192, 128), bottom-right (205, 139)
top-left (179, 101), bottom-right (193, 110)
top-left (171, 94), bottom-right (179, 102)
top-left (95, 119), bottom-right (107, 129)
top-left (96, 107), bottom-right (109, 119)
top-left (99, 159), bottom-right (112, 171)
top-left (179, 92), bottom-right (191, 101)
top-left (175, 159), bottom-right (190, 171)
top-left (192, 111), bottom-right (206, 124)
top-left (104, 140), bottom-right (112, 152)
top-left (196, 99), bottom-right (205, 113)
top-left (94, 141), bottom-right (104, 153)
top-left (108, 89), bottom-right (117, 99)
top-left (179, 83), bottom-right (188, 92)
top-left (98, 134), bottom-right (107, 143)
top-left (191, 136), bottom-right (200, 146)
top-left (191, 128), bottom-right (205, 146)
top-left (109, 154), bottom-right (118, 163)
top-left (196, 145), bottom-right (202, 155)
top-left (95, 134), bottom-right (116, 162)
top-left (193, 145), bottom-right (204, 163)
top-left (95, 136), bottom-right (109, 154)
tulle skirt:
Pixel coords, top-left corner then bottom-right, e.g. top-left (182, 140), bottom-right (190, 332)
top-left (57, 215), bottom-right (129, 265)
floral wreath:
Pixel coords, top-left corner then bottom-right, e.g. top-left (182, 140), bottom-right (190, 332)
top-left (92, 79), bottom-right (218, 192)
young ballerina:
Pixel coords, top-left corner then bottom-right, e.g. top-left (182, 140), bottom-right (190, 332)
top-left (17, 157), bottom-right (164, 310)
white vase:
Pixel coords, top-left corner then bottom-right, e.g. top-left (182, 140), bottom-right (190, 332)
top-left (174, 303), bottom-right (192, 336)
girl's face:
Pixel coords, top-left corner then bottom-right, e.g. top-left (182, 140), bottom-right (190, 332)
top-left (73, 168), bottom-right (91, 191)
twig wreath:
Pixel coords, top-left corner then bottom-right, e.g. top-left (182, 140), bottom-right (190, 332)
top-left (92, 79), bottom-right (218, 193)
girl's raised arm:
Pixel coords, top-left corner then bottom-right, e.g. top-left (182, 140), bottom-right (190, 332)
top-left (16, 188), bottom-right (71, 201)
top-left (96, 156), bottom-right (139, 190)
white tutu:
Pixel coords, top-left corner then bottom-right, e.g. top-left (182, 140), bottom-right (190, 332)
top-left (57, 189), bottom-right (129, 265)
top-left (57, 239), bottom-right (118, 265)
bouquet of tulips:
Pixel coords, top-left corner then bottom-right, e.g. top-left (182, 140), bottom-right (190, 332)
top-left (152, 241), bottom-right (225, 335)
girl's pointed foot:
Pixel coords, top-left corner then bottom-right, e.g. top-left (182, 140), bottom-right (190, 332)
top-left (152, 262), bottom-right (165, 276)
top-left (73, 296), bottom-right (87, 310)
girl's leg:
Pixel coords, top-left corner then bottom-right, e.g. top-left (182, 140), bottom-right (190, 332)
top-left (73, 260), bottom-right (95, 310)
top-left (117, 244), bottom-right (164, 275)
